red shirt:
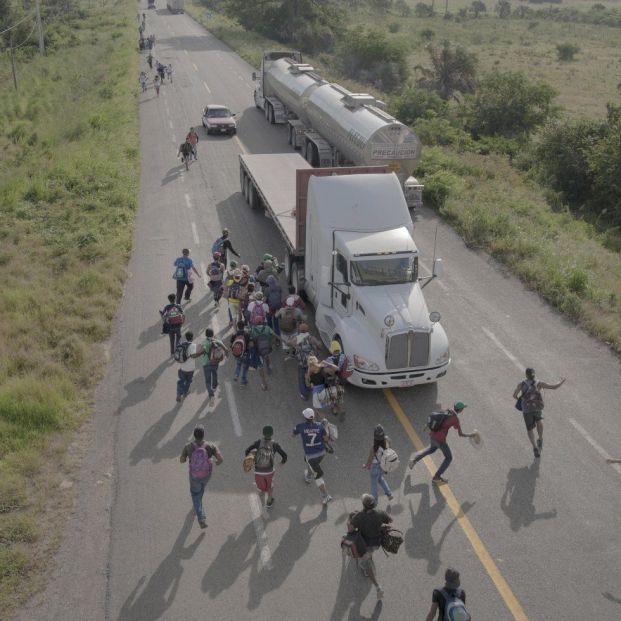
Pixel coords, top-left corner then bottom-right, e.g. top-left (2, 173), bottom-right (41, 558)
top-left (430, 413), bottom-right (461, 443)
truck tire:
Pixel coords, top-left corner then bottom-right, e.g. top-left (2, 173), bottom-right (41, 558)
top-left (265, 103), bottom-right (271, 122)
top-left (254, 92), bottom-right (260, 109)
top-left (249, 182), bottom-right (259, 210)
top-left (284, 253), bottom-right (294, 285)
top-left (244, 177), bottom-right (252, 204)
top-left (287, 125), bottom-right (293, 146)
top-left (305, 142), bottom-right (316, 167)
top-left (240, 169), bottom-right (247, 197)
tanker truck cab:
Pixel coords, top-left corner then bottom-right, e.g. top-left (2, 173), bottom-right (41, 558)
top-left (304, 173), bottom-right (450, 388)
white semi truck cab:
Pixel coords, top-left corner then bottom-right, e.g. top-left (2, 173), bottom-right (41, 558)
top-left (238, 154), bottom-right (449, 389)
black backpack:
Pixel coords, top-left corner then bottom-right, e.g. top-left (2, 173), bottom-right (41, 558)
top-left (428, 410), bottom-right (451, 432)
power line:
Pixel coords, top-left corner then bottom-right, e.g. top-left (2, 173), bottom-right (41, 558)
top-left (9, 20), bottom-right (38, 50)
top-left (0, 12), bottom-right (35, 36)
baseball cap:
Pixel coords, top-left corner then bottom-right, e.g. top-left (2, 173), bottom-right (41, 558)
top-left (302, 408), bottom-right (315, 420)
top-left (454, 401), bottom-right (467, 412)
top-left (286, 296), bottom-right (295, 307)
top-left (262, 425), bottom-right (274, 439)
top-left (361, 493), bottom-right (376, 509)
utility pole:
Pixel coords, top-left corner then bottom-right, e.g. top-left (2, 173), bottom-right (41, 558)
top-left (35, 0), bottom-right (45, 54)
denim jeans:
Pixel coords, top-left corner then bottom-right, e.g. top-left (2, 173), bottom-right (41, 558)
top-left (234, 355), bottom-right (250, 384)
top-left (298, 365), bottom-right (309, 399)
top-left (177, 369), bottom-right (194, 398)
top-left (370, 462), bottom-right (392, 502)
top-left (168, 328), bottom-right (181, 355)
top-left (189, 473), bottom-right (211, 522)
top-left (267, 313), bottom-right (280, 336)
top-left (175, 279), bottom-right (193, 304)
top-left (414, 439), bottom-right (453, 477)
top-left (203, 364), bottom-right (219, 397)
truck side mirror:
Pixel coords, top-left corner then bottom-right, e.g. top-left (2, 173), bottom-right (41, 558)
top-left (251, 72), bottom-right (256, 81)
top-left (433, 258), bottom-right (443, 278)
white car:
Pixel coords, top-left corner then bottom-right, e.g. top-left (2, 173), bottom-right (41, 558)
top-left (202, 105), bottom-right (237, 135)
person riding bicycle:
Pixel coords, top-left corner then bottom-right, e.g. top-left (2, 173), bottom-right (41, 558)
top-left (178, 140), bottom-right (193, 164)
top-left (186, 127), bottom-right (199, 160)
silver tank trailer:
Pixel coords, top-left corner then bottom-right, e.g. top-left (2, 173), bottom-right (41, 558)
top-left (263, 57), bottom-right (422, 187)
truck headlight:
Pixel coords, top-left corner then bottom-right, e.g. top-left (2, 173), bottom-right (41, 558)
top-left (354, 354), bottom-right (380, 372)
top-left (434, 349), bottom-right (450, 366)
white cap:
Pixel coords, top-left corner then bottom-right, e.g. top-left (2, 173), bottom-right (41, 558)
top-left (302, 408), bottom-right (315, 420)
top-left (286, 296), bottom-right (295, 307)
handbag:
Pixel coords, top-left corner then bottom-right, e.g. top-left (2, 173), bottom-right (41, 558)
top-left (380, 527), bottom-right (404, 555)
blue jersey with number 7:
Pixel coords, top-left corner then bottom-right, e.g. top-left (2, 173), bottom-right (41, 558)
top-left (293, 422), bottom-right (326, 457)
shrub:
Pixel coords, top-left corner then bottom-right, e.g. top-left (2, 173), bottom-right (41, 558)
top-left (390, 87), bottom-right (448, 125)
top-left (420, 28), bottom-right (435, 41)
top-left (415, 3), bottom-right (435, 17)
top-left (388, 22), bottom-right (400, 33)
top-left (556, 43), bottom-right (580, 62)
top-left (422, 171), bottom-right (458, 208)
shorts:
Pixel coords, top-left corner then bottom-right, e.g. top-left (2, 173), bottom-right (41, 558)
top-left (254, 472), bottom-right (274, 492)
top-left (523, 410), bottom-right (543, 431)
top-left (359, 546), bottom-right (380, 572)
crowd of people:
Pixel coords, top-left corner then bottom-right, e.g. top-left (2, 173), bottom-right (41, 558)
top-left (137, 16), bottom-right (172, 98)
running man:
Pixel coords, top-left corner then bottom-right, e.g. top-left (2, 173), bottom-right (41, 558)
top-left (200, 328), bottom-right (229, 400)
top-left (186, 127), bottom-right (199, 160)
top-left (513, 368), bottom-right (565, 458)
top-left (160, 293), bottom-right (185, 357)
top-left (180, 425), bottom-right (223, 529)
top-left (292, 408), bottom-right (332, 505)
top-left (173, 248), bottom-right (201, 304)
top-left (211, 228), bottom-right (240, 268)
top-left (175, 331), bottom-right (201, 403)
top-left (408, 401), bottom-right (476, 484)
top-left (424, 568), bottom-right (469, 621)
top-left (244, 425), bottom-right (287, 508)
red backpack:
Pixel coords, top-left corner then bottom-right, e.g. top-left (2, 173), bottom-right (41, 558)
top-left (249, 302), bottom-right (266, 325)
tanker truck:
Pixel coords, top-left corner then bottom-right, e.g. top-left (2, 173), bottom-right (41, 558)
top-left (238, 153), bottom-right (450, 388)
top-left (251, 51), bottom-right (424, 209)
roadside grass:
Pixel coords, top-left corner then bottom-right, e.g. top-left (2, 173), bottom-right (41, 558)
top-left (0, 0), bottom-right (138, 613)
top-left (188, 1), bottom-right (621, 350)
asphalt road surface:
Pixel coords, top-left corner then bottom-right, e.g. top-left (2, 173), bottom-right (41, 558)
top-left (16, 4), bottom-right (621, 621)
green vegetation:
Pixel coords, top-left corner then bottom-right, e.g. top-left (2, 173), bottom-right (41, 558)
top-left (0, 0), bottom-right (138, 612)
top-left (191, 0), bottom-right (621, 350)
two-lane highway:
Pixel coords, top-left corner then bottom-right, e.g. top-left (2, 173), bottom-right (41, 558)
top-left (17, 4), bottom-right (620, 621)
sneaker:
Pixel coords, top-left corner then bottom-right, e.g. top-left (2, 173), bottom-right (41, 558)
top-left (376, 587), bottom-right (384, 600)
top-left (304, 470), bottom-right (312, 484)
top-left (387, 494), bottom-right (394, 502)
top-left (537, 438), bottom-right (543, 453)
top-left (408, 459), bottom-right (416, 470)
top-left (300, 394), bottom-right (308, 401)
top-left (533, 446), bottom-right (540, 458)
top-left (198, 519), bottom-right (207, 529)
top-left (322, 494), bottom-right (333, 505)
top-left (432, 476), bottom-right (448, 485)
top-left (233, 376), bottom-right (238, 382)
top-left (176, 395), bottom-right (182, 403)
top-left (266, 498), bottom-right (274, 508)
top-left (241, 380), bottom-right (248, 386)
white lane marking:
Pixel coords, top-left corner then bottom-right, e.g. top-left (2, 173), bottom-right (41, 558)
top-left (569, 418), bottom-right (621, 475)
top-left (184, 193), bottom-right (192, 209)
top-left (169, 120), bottom-right (173, 129)
top-left (192, 63), bottom-right (198, 72)
top-left (172, 134), bottom-right (177, 144)
top-left (191, 222), bottom-right (200, 245)
top-left (184, 50), bottom-right (189, 56)
top-left (248, 493), bottom-right (273, 570)
top-left (200, 262), bottom-right (209, 288)
top-left (481, 327), bottom-right (524, 372)
top-left (224, 381), bottom-right (243, 437)
top-left (237, 76), bottom-right (244, 82)
top-left (203, 81), bottom-right (211, 94)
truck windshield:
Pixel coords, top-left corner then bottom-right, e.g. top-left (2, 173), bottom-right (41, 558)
top-left (350, 255), bottom-right (418, 286)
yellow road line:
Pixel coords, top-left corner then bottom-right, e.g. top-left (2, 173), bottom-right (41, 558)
top-left (234, 135), bottom-right (248, 154)
top-left (384, 388), bottom-right (529, 621)
top-left (192, 63), bottom-right (198, 72)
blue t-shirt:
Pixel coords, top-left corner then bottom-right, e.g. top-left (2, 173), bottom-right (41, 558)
top-left (173, 256), bottom-right (193, 280)
top-left (293, 421), bottom-right (326, 457)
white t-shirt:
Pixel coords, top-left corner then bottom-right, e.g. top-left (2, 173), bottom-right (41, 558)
top-left (180, 342), bottom-right (198, 372)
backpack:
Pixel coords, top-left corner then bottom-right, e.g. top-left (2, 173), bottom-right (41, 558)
top-left (254, 440), bottom-right (274, 470)
top-left (189, 442), bottom-right (213, 479)
top-left (296, 336), bottom-right (316, 367)
top-left (228, 281), bottom-right (242, 301)
top-left (208, 340), bottom-right (225, 364)
top-left (341, 531), bottom-right (367, 559)
top-left (380, 448), bottom-right (400, 473)
top-left (164, 304), bottom-right (184, 326)
top-left (173, 263), bottom-right (188, 280)
top-left (521, 380), bottom-right (544, 414)
top-left (254, 328), bottom-right (272, 357)
top-left (249, 302), bottom-right (266, 326)
top-left (174, 341), bottom-right (190, 363)
top-left (279, 307), bottom-right (297, 333)
top-left (231, 334), bottom-right (246, 358)
top-left (208, 262), bottom-right (223, 282)
top-left (440, 589), bottom-right (471, 621)
top-left (211, 237), bottom-right (225, 255)
top-left (428, 411), bottom-right (450, 432)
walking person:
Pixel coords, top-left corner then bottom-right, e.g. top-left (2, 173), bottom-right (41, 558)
top-left (176, 331), bottom-right (200, 403)
top-left (348, 494), bottom-right (392, 600)
top-left (305, 355), bottom-right (339, 411)
top-left (295, 324), bottom-right (321, 401)
top-left (250, 319), bottom-right (280, 390)
top-left (139, 70), bottom-right (147, 92)
top-left (211, 228), bottom-right (240, 268)
top-left (364, 425), bottom-right (394, 503)
top-left (207, 251), bottom-right (225, 307)
top-left (200, 328), bottom-right (229, 401)
top-left (513, 368), bottom-right (565, 458)
top-left (166, 63), bottom-right (173, 83)
top-left (264, 274), bottom-right (282, 335)
top-left (153, 74), bottom-right (160, 97)
top-left (424, 568), bottom-right (470, 621)
top-left (244, 425), bottom-right (287, 509)
top-left (224, 269), bottom-right (245, 327)
top-left (173, 248), bottom-right (201, 304)
top-left (147, 52), bottom-right (153, 69)
top-left (230, 321), bottom-right (252, 385)
top-left (276, 297), bottom-right (304, 357)
top-left (292, 408), bottom-right (332, 505)
top-left (186, 126), bottom-right (199, 160)
top-left (408, 402), bottom-right (476, 484)
top-left (160, 293), bottom-right (185, 357)
top-left (180, 425), bottom-right (223, 529)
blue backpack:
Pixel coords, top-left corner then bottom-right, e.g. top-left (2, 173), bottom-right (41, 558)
top-left (440, 589), bottom-right (470, 621)
top-left (173, 261), bottom-right (188, 281)
top-left (211, 237), bottom-right (225, 255)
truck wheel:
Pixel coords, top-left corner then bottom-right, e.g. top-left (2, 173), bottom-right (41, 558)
top-left (284, 253), bottom-right (294, 285)
top-left (240, 170), bottom-right (247, 197)
top-left (244, 177), bottom-right (252, 204)
top-left (305, 142), bottom-right (316, 167)
top-left (265, 103), bottom-right (270, 122)
top-left (254, 93), bottom-right (260, 109)
top-left (249, 183), bottom-right (259, 210)
top-left (287, 125), bottom-right (293, 146)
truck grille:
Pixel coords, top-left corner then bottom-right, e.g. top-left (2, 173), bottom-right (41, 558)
top-left (385, 330), bottom-right (430, 369)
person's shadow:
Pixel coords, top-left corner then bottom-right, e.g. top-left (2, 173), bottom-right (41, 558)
top-left (403, 478), bottom-right (473, 575)
top-left (246, 502), bottom-right (328, 610)
top-left (330, 556), bottom-right (383, 621)
top-left (603, 592), bottom-right (621, 605)
top-left (500, 461), bottom-right (557, 531)
top-left (116, 358), bottom-right (171, 414)
top-left (138, 318), bottom-right (165, 350)
top-left (117, 511), bottom-right (205, 620)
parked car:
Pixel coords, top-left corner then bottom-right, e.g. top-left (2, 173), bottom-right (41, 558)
top-left (202, 105), bottom-right (237, 135)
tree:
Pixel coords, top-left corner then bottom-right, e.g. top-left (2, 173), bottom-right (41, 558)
top-left (470, 0), bottom-right (487, 17)
top-left (394, 0), bottom-right (411, 16)
top-left (336, 27), bottom-right (409, 91)
top-left (225, 0), bottom-right (344, 53)
top-left (468, 70), bottom-right (557, 138)
top-left (416, 40), bottom-right (478, 100)
top-left (495, 0), bottom-right (511, 18)
top-left (390, 87), bottom-right (448, 125)
top-left (415, 2), bottom-right (435, 17)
